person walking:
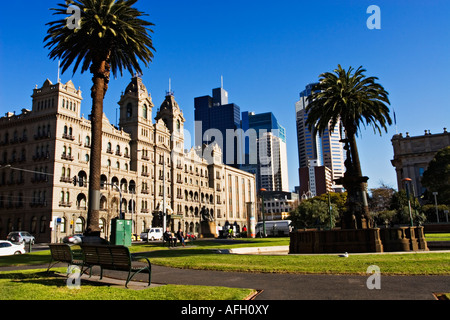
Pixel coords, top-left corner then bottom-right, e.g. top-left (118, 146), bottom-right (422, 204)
top-left (176, 228), bottom-right (186, 247)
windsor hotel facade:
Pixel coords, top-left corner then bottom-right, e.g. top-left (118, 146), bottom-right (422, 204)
top-left (0, 76), bottom-right (256, 243)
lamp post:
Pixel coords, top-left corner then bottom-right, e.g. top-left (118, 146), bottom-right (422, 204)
top-left (260, 188), bottom-right (267, 237)
top-left (432, 192), bottom-right (439, 223)
top-left (402, 178), bottom-right (414, 227)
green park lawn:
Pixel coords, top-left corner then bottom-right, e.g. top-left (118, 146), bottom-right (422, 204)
top-left (0, 268), bottom-right (254, 300)
top-left (0, 236), bottom-right (449, 300)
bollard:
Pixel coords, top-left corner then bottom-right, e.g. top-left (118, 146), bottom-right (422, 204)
top-left (28, 241), bottom-right (32, 253)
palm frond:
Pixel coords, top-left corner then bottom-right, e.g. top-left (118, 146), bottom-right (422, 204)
top-left (306, 65), bottom-right (392, 138)
top-left (44, 0), bottom-right (156, 77)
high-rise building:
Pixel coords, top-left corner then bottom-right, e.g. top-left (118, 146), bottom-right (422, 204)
top-left (194, 87), bottom-right (242, 167)
top-left (258, 132), bottom-right (289, 192)
top-left (295, 83), bottom-right (345, 196)
top-left (0, 77), bottom-right (257, 243)
top-left (241, 111), bottom-right (289, 192)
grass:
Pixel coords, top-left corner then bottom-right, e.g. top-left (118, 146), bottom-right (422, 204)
top-left (425, 233), bottom-right (450, 241)
top-left (140, 248), bottom-right (450, 275)
top-left (1, 237), bottom-right (449, 276)
top-left (0, 237), bottom-right (449, 300)
top-left (0, 268), bottom-right (254, 300)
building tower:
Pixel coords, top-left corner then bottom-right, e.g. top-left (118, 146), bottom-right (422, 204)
top-left (194, 87), bottom-right (241, 167)
top-left (296, 83), bottom-right (345, 194)
top-left (241, 111), bottom-right (289, 192)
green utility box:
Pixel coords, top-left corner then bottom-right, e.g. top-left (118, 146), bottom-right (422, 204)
top-left (110, 219), bottom-right (132, 247)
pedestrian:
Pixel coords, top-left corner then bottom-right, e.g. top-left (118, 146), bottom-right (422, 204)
top-left (176, 228), bottom-right (186, 247)
top-left (164, 228), bottom-right (177, 247)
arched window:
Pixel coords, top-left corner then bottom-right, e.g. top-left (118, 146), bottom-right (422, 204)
top-left (75, 218), bottom-right (84, 233)
top-left (40, 216), bottom-right (47, 233)
top-left (143, 104), bottom-right (148, 119)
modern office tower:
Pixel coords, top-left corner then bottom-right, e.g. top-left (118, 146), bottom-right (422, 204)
top-left (0, 77), bottom-right (256, 243)
top-left (298, 160), bottom-right (333, 199)
top-left (194, 87), bottom-right (242, 167)
top-left (241, 111), bottom-right (289, 192)
top-left (258, 132), bottom-right (289, 192)
top-left (295, 83), bottom-right (345, 195)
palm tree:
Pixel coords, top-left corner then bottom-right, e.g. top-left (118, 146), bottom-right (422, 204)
top-left (306, 65), bottom-right (392, 229)
top-left (44, 0), bottom-right (155, 237)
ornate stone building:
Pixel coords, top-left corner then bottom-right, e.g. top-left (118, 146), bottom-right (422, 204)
top-left (0, 76), bottom-right (257, 243)
top-left (391, 128), bottom-right (450, 196)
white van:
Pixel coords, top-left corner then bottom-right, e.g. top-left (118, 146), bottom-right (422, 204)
top-left (141, 228), bottom-right (163, 241)
top-left (255, 220), bottom-right (292, 237)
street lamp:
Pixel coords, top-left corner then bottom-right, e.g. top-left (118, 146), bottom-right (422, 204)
top-left (402, 178), bottom-right (414, 227)
top-left (260, 188), bottom-right (267, 237)
top-left (432, 192), bottom-right (439, 223)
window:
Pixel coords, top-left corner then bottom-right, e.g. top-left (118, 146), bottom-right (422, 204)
top-left (127, 103), bottom-right (133, 118)
top-left (143, 104), bottom-right (148, 119)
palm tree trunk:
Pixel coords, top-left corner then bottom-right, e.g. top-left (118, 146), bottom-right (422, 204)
top-left (346, 132), bottom-right (371, 228)
top-left (85, 58), bottom-right (110, 237)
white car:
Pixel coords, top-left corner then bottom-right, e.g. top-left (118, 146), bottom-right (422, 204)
top-left (0, 240), bottom-right (26, 256)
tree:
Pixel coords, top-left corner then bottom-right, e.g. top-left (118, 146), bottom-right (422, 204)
top-left (289, 197), bottom-right (340, 230)
top-left (421, 146), bottom-right (450, 205)
top-left (369, 184), bottom-right (396, 213)
top-left (306, 65), bottom-right (392, 229)
top-left (390, 190), bottom-right (426, 226)
top-left (44, 0), bottom-right (156, 236)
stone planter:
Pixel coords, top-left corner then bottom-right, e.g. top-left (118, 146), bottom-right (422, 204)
top-left (289, 226), bottom-right (428, 254)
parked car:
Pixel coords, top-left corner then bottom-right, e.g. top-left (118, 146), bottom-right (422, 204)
top-left (140, 228), bottom-right (163, 241)
top-left (62, 234), bottom-right (83, 245)
top-left (7, 231), bottom-right (35, 245)
top-left (0, 240), bottom-right (26, 256)
top-left (186, 233), bottom-right (197, 240)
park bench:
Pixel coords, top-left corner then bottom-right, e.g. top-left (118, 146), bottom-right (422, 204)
top-left (80, 244), bottom-right (152, 288)
top-left (47, 243), bottom-right (83, 273)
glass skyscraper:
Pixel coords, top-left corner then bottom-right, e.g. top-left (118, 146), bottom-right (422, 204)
top-left (241, 111), bottom-right (289, 192)
top-left (194, 87), bottom-right (242, 167)
top-left (296, 83), bottom-right (345, 193)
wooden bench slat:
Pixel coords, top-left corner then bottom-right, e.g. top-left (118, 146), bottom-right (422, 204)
top-left (79, 244), bottom-right (152, 288)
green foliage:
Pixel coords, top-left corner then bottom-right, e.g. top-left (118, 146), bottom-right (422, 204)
top-left (306, 65), bottom-right (392, 137)
top-left (44, 0), bottom-right (156, 77)
top-left (289, 194), bottom-right (343, 230)
top-left (388, 190), bottom-right (426, 226)
top-left (421, 146), bottom-right (450, 205)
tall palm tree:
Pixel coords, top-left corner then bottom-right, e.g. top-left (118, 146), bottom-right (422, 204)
top-left (306, 65), bottom-right (392, 229)
top-left (44, 0), bottom-right (155, 237)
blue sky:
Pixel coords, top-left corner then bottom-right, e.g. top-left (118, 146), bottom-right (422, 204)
top-left (1, 0), bottom-right (449, 192)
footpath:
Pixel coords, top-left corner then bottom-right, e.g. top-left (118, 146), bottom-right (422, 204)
top-left (2, 246), bottom-right (450, 300)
